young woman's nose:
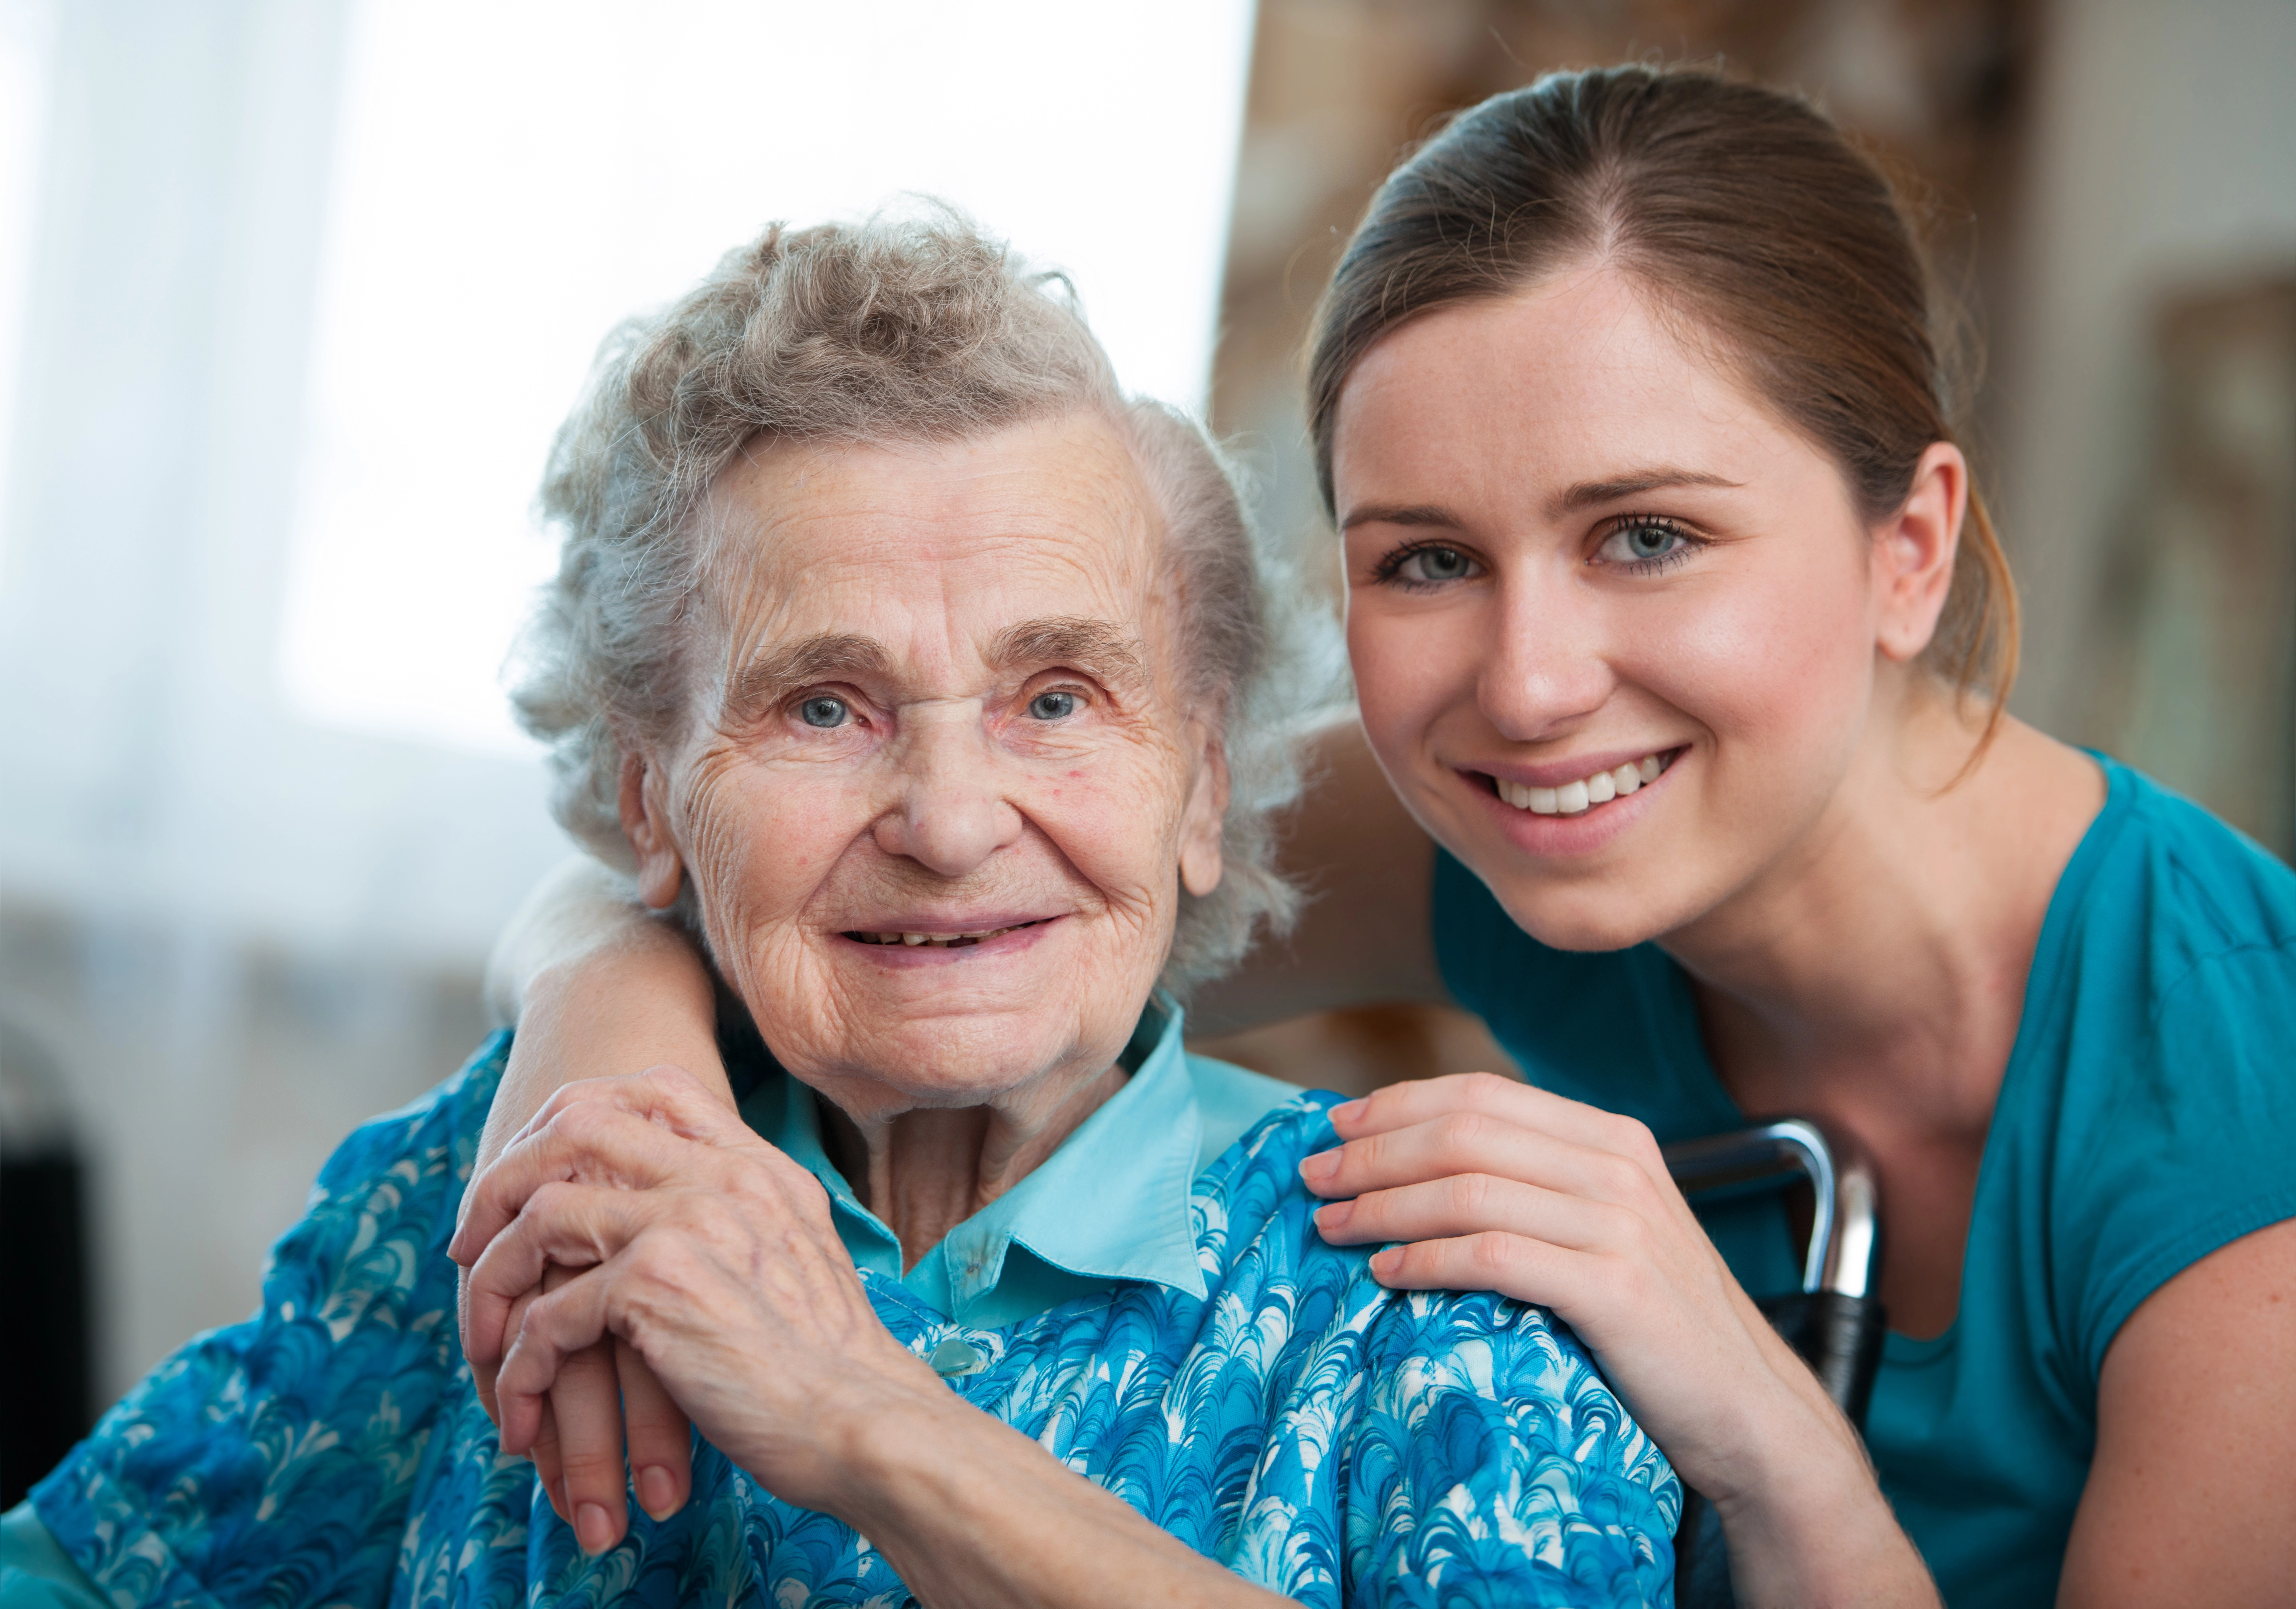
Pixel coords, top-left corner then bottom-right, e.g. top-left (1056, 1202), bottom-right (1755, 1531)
top-left (871, 712), bottom-right (1025, 877)
top-left (1475, 577), bottom-right (1617, 742)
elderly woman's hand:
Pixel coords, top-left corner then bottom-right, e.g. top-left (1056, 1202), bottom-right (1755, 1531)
top-left (451, 1068), bottom-right (1294, 1607)
top-left (452, 1068), bottom-right (949, 1540)
top-left (1302, 1073), bottom-right (1938, 1608)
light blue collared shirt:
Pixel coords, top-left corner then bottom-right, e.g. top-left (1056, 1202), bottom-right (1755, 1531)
top-left (735, 1004), bottom-right (1298, 1328)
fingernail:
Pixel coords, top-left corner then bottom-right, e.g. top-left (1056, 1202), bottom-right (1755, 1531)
top-left (636, 1465), bottom-right (679, 1520)
top-left (1299, 1148), bottom-right (1338, 1184)
top-left (1313, 1199), bottom-right (1352, 1234)
top-left (1330, 1098), bottom-right (1366, 1124)
top-left (576, 1502), bottom-right (617, 1555)
top-left (1369, 1246), bottom-right (1401, 1281)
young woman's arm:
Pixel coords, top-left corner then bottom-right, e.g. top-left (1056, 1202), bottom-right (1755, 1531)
top-left (478, 856), bottom-right (729, 1172)
top-left (470, 858), bottom-right (729, 1539)
top-left (2057, 1217), bottom-right (2296, 1607)
top-left (1306, 1074), bottom-right (1938, 1607)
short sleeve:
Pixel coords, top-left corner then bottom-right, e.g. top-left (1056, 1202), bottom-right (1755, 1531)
top-left (2058, 942), bottom-right (2296, 1382)
top-left (1340, 1293), bottom-right (1678, 1608)
top-left (28, 1035), bottom-right (508, 1609)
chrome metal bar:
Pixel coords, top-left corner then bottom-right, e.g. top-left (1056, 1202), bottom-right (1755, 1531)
top-left (1661, 1119), bottom-right (1836, 1294)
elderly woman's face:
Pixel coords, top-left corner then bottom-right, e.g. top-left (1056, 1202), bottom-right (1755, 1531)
top-left (623, 413), bottom-right (1224, 1121)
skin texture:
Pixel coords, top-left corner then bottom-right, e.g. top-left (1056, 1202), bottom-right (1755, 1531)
top-left (471, 266), bottom-right (2296, 1606)
top-left (1312, 263), bottom-right (2291, 1607)
top-left (455, 413), bottom-right (1291, 1608)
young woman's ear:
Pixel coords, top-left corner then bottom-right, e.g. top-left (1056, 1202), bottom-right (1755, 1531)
top-left (617, 750), bottom-right (685, 909)
top-left (1178, 733), bottom-right (1229, 898)
top-left (1873, 441), bottom-right (1968, 663)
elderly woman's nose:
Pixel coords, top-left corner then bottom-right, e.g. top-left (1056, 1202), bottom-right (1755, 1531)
top-left (1476, 579), bottom-right (1617, 741)
top-left (871, 719), bottom-right (1026, 876)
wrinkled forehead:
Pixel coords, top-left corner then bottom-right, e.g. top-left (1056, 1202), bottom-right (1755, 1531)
top-left (692, 413), bottom-right (1172, 683)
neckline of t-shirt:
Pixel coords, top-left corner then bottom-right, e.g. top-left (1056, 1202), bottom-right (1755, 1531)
top-left (1654, 751), bottom-right (2132, 1350)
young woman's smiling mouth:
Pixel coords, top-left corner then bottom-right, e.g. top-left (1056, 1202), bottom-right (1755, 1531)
top-left (1471, 746), bottom-right (1686, 817)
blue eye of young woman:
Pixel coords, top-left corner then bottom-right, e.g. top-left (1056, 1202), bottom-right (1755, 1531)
top-left (1027, 689), bottom-right (1080, 721)
top-left (1595, 517), bottom-right (1698, 571)
top-left (798, 695), bottom-right (849, 729)
top-left (1377, 543), bottom-right (1481, 587)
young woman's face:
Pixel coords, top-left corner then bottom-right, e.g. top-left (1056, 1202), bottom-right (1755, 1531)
top-left (1332, 266), bottom-right (1896, 951)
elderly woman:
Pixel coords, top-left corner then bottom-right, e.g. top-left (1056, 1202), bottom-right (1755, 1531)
top-left (5, 216), bottom-right (1676, 1609)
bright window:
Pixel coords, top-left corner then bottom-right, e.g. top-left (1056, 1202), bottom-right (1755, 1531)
top-left (0, 0), bottom-right (51, 582)
top-left (278, 0), bottom-right (1256, 753)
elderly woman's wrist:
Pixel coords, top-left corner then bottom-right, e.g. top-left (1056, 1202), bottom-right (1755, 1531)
top-left (814, 1376), bottom-right (1009, 1535)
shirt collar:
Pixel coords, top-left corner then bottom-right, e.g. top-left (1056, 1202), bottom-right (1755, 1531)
top-left (736, 1000), bottom-right (1207, 1323)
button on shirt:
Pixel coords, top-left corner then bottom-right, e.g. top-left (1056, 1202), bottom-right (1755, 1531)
top-left (735, 1002), bottom-right (1298, 1329)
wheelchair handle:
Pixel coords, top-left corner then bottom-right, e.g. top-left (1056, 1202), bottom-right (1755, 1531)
top-left (1661, 1119), bottom-right (1888, 1609)
top-left (1661, 1117), bottom-right (1880, 1299)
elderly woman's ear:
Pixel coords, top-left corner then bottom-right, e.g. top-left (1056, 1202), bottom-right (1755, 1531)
top-left (618, 750), bottom-right (685, 911)
top-left (1178, 732), bottom-right (1229, 899)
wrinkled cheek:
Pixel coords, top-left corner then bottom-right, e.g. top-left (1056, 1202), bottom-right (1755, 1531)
top-left (1019, 765), bottom-right (1186, 919)
top-left (676, 769), bottom-right (848, 962)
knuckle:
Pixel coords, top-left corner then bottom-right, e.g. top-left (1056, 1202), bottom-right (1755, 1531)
top-left (552, 1100), bottom-right (614, 1150)
top-left (1461, 1071), bottom-right (1516, 1108)
top-left (1448, 1171), bottom-right (1497, 1216)
top-left (637, 1063), bottom-right (701, 1108)
top-left (526, 1178), bottom-right (581, 1218)
top-left (1439, 1111), bottom-right (1504, 1156)
top-left (557, 1444), bottom-right (624, 1481)
top-left (1593, 1154), bottom-right (1643, 1200)
top-left (1463, 1230), bottom-right (1518, 1281)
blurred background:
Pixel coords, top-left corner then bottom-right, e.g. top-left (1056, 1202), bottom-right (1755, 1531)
top-left (1, 0), bottom-right (2290, 1498)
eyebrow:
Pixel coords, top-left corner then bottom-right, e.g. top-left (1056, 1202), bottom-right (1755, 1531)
top-left (724, 632), bottom-right (889, 717)
top-left (1338, 502), bottom-right (1458, 533)
top-left (1338, 470), bottom-right (1746, 534)
top-left (989, 616), bottom-right (1148, 687)
top-left (1551, 468), bottom-right (1743, 517)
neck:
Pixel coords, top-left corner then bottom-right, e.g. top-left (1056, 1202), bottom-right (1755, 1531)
top-left (1660, 685), bottom-right (2104, 1134)
top-left (817, 1062), bottom-right (1129, 1270)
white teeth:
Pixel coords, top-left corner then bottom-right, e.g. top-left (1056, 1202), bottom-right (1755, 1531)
top-left (903, 933), bottom-right (927, 945)
top-left (1495, 751), bottom-right (1674, 817)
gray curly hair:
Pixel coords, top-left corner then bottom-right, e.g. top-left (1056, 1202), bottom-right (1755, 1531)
top-left (511, 210), bottom-right (1327, 992)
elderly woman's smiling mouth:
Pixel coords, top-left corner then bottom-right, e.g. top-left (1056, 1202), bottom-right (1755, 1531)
top-left (840, 914), bottom-right (1059, 953)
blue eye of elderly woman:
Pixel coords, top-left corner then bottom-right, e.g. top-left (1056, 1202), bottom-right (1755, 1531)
top-left (1027, 690), bottom-right (1080, 721)
top-left (798, 695), bottom-right (850, 729)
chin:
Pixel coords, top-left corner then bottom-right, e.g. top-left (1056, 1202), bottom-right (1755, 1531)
top-left (822, 1007), bottom-right (1091, 1106)
top-left (1485, 876), bottom-right (1692, 955)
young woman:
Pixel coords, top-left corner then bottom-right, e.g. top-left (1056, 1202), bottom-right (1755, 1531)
top-left (467, 67), bottom-right (2296, 1607)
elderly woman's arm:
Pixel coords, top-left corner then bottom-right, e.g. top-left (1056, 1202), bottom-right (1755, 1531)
top-left (455, 1070), bottom-right (1291, 1609)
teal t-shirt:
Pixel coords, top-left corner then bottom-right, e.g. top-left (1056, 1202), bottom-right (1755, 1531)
top-left (1433, 756), bottom-right (2296, 1607)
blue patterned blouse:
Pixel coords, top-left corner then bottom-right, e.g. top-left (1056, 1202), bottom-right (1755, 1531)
top-left (28, 1032), bottom-right (1678, 1608)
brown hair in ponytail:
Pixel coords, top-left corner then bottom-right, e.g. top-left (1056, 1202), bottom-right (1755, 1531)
top-left (1306, 64), bottom-right (2019, 747)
